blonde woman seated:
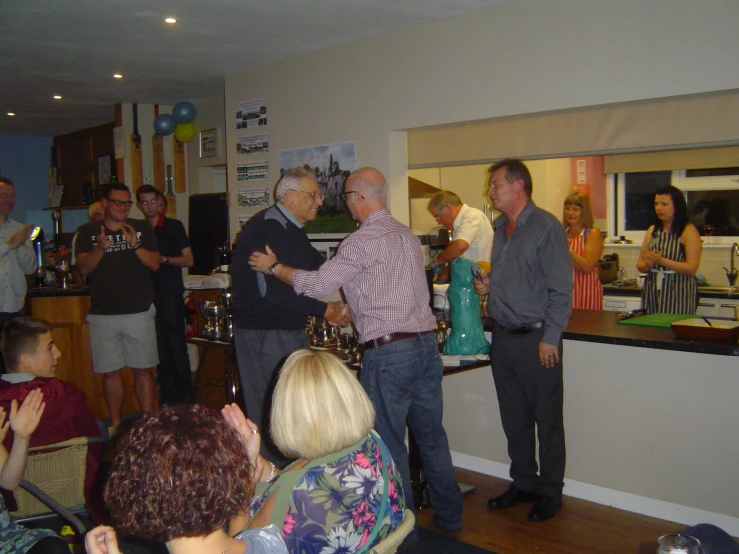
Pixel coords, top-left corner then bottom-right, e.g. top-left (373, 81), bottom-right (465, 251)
top-left (224, 349), bottom-right (406, 554)
top-left (85, 404), bottom-right (288, 554)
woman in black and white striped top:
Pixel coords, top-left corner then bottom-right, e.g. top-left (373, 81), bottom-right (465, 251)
top-left (637, 185), bottom-right (702, 314)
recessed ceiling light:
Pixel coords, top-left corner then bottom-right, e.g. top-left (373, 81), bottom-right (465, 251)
top-left (7, 113), bottom-right (15, 117)
top-left (164, 17), bottom-right (177, 24)
top-left (53, 95), bottom-right (62, 100)
top-left (113, 74), bottom-right (123, 79)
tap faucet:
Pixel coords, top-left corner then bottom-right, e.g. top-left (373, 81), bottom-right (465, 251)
top-left (725, 243), bottom-right (739, 290)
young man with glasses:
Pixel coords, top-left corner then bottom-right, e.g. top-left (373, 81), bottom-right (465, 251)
top-left (76, 183), bottom-right (160, 428)
top-left (0, 177), bottom-right (37, 373)
top-left (136, 184), bottom-right (194, 406)
top-left (230, 167), bottom-right (348, 466)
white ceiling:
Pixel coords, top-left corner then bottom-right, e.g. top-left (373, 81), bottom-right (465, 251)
top-left (1, 0), bottom-right (513, 137)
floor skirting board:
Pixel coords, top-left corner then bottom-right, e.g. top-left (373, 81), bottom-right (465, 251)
top-left (451, 451), bottom-right (739, 537)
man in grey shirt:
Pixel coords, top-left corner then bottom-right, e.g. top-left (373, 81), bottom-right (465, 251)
top-left (474, 159), bottom-right (572, 523)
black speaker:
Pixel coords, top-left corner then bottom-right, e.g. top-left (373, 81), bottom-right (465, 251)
top-left (188, 193), bottom-right (229, 275)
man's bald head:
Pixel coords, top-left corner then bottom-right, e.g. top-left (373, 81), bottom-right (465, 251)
top-left (346, 167), bottom-right (387, 200)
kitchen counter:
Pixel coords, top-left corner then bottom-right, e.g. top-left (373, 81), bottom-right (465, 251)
top-left (437, 308), bottom-right (739, 356)
top-left (604, 283), bottom-right (739, 299)
top-left (27, 284), bottom-right (90, 297)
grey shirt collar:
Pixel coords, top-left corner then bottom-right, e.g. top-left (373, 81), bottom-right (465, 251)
top-left (276, 202), bottom-right (303, 229)
top-left (1, 372), bottom-right (36, 383)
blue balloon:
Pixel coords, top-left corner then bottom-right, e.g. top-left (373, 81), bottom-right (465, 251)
top-left (172, 101), bottom-right (196, 124)
top-left (153, 114), bottom-right (176, 136)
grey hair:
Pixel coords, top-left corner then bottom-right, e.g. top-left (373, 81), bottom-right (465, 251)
top-left (275, 168), bottom-right (317, 202)
top-left (427, 191), bottom-right (462, 212)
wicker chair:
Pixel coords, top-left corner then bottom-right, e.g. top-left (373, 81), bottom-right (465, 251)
top-left (9, 428), bottom-right (109, 535)
top-left (369, 509), bottom-right (416, 554)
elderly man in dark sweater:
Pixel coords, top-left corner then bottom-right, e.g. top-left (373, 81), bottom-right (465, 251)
top-left (230, 168), bottom-right (347, 465)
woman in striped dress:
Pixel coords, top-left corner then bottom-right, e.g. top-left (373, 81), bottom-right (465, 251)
top-left (563, 193), bottom-right (604, 310)
top-left (637, 185), bottom-right (702, 314)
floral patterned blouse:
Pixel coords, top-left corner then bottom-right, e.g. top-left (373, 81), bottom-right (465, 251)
top-left (248, 432), bottom-right (405, 554)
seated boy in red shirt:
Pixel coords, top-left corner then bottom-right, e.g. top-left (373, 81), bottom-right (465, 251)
top-left (0, 317), bottom-right (104, 523)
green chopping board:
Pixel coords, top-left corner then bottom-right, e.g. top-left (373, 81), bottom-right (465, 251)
top-left (618, 312), bottom-right (695, 328)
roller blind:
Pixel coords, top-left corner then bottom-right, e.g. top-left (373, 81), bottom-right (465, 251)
top-left (603, 146), bottom-right (739, 174)
top-left (407, 90), bottom-right (739, 168)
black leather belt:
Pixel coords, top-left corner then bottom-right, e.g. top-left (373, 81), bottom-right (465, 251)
top-left (497, 321), bottom-right (543, 335)
top-left (363, 330), bottom-right (434, 349)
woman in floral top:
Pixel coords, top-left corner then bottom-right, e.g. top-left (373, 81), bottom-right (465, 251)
top-left (224, 350), bottom-right (406, 554)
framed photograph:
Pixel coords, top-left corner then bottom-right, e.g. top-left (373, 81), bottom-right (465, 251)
top-left (97, 154), bottom-right (112, 185)
top-left (199, 128), bottom-right (219, 159)
top-left (49, 184), bottom-right (64, 208)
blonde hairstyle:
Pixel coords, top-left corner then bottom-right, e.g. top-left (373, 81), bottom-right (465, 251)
top-left (271, 350), bottom-right (375, 459)
top-left (563, 192), bottom-right (594, 229)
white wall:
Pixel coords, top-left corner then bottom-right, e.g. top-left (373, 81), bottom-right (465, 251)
top-left (225, 0), bottom-right (739, 238)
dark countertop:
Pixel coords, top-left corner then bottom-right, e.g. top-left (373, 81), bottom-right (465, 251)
top-left (436, 308), bottom-right (739, 357)
top-left (604, 284), bottom-right (739, 299)
top-left (564, 309), bottom-right (739, 356)
top-left (27, 285), bottom-right (90, 297)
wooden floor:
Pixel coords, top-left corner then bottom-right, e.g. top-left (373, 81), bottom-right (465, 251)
top-left (414, 468), bottom-right (686, 554)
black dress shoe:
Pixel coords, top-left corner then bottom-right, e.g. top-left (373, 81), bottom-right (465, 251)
top-left (487, 485), bottom-right (539, 510)
top-left (527, 495), bottom-right (562, 522)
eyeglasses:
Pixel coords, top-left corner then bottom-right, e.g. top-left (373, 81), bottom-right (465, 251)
top-left (291, 189), bottom-right (324, 201)
top-left (107, 199), bottom-right (133, 208)
top-left (339, 190), bottom-right (357, 199)
top-left (432, 205), bottom-right (447, 221)
top-left (0, 193), bottom-right (17, 200)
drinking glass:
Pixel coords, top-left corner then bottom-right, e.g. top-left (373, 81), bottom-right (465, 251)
top-left (703, 225), bottom-right (715, 245)
top-left (657, 533), bottom-right (700, 554)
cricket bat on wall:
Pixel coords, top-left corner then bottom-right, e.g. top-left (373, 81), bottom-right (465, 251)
top-left (165, 164), bottom-right (177, 218)
top-left (152, 105), bottom-right (165, 192)
top-left (173, 139), bottom-right (186, 193)
top-left (130, 103), bottom-right (143, 190)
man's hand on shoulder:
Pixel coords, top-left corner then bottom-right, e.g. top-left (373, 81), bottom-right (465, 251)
top-left (325, 301), bottom-right (351, 327)
top-left (249, 244), bottom-right (278, 274)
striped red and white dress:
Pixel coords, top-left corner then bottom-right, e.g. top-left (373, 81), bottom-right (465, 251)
top-left (568, 228), bottom-right (603, 310)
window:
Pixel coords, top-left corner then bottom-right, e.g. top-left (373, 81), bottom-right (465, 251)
top-left (615, 169), bottom-right (739, 242)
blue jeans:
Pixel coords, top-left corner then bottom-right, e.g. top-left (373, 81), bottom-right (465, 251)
top-left (360, 333), bottom-right (462, 530)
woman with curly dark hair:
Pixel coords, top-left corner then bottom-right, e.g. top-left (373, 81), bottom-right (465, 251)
top-left (84, 404), bottom-right (287, 554)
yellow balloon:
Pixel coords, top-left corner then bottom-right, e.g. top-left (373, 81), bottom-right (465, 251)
top-left (173, 122), bottom-right (196, 143)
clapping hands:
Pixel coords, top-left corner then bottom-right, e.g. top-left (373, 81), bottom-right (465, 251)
top-left (96, 226), bottom-right (112, 252)
top-left (6, 224), bottom-right (34, 249)
top-left (222, 403), bottom-right (260, 465)
top-left (10, 389), bottom-right (45, 440)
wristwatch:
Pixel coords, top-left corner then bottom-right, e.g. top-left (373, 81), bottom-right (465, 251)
top-left (162, 256), bottom-right (169, 264)
top-left (267, 262), bottom-right (279, 276)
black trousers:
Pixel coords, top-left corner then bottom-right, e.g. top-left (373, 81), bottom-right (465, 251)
top-left (154, 293), bottom-right (194, 404)
top-left (490, 322), bottom-right (566, 498)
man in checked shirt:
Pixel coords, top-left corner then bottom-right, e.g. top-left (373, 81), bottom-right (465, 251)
top-left (249, 167), bottom-right (463, 542)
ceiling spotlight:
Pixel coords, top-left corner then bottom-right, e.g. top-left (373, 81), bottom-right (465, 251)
top-left (113, 74), bottom-right (123, 79)
top-left (164, 17), bottom-right (177, 24)
top-left (7, 113), bottom-right (15, 117)
top-left (53, 95), bottom-right (62, 100)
